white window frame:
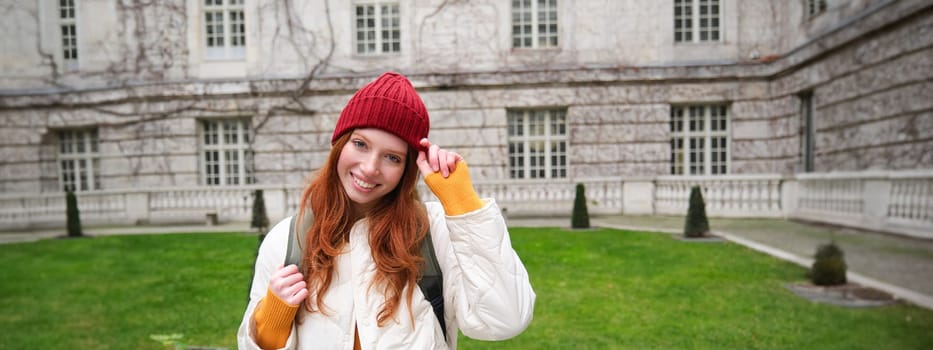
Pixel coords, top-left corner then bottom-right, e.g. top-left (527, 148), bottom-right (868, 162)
top-left (507, 109), bottom-right (568, 179)
top-left (203, 0), bottom-right (246, 60)
top-left (354, 1), bottom-right (400, 55)
top-left (201, 119), bottom-right (255, 186)
top-left (670, 105), bottom-right (730, 175)
top-left (59, 0), bottom-right (79, 70)
top-left (58, 129), bottom-right (100, 192)
top-left (511, 0), bottom-right (559, 49)
top-left (806, 0), bottom-right (828, 18)
top-left (674, 0), bottom-right (721, 43)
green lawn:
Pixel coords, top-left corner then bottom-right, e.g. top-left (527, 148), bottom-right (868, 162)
top-left (1, 228), bottom-right (931, 349)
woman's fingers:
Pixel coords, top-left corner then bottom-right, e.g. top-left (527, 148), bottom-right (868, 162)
top-left (283, 280), bottom-right (308, 305)
top-left (270, 264), bottom-right (308, 305)
top-left (288, 288), bottom-right (309, 305)
top-left (417, 139), bottom-right (435, 176)
top-left (416, 149), bottom-right (433, 176)
top-left (437, 148), bottom-right (449, 177)
top-left (446, 151), bottom-right (462, 173)
top-left (274, 271), bottom-right (303, 289)
top-left (429, 143), bottom-right (440, 172)
top-left (419, 138), bottom-right (461, 178)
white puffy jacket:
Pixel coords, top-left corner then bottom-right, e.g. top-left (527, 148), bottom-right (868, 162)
top-left (237, 200), bottom-right (536, 349)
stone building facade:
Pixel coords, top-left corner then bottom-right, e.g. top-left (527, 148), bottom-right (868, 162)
top-left (0, 0), bottom-right (930, 225)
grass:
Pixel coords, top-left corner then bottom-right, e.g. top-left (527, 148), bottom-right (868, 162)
top-left (0, 232), bottom-right (259, 349)
top-left (1, 228), bottom-right (931, 349)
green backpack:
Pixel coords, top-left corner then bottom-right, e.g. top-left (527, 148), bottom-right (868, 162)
top-left (284, 215), bottom-right (447, 340)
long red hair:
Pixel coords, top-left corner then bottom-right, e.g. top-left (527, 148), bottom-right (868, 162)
top-left (297, 131), bottom-right (429, 326)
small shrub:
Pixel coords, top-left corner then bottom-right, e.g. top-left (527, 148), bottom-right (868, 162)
top-left (65, 191), bottom-right (83, 237)
top-left (810, 242), bottom-right (847, 286)
top-left (683, 186), bottom-right (710, 238)
top-left (571, 183), bottom-right (590, 229)
top-left (250, 189), bottom-right (270, 232)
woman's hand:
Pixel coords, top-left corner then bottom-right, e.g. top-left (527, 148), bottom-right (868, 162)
top-left (417, 138), bottom-right (484, 215)
top-left (417, 138), bottom-right (463, 178)
top-left (268, 264), bottom-right (308, 306)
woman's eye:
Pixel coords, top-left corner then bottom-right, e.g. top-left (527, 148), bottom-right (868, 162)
top-left (387, 155), bottom-right (402, 163)
top-left (352, 140), bottom-right (366, 148)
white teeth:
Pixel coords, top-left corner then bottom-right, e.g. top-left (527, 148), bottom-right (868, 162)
top-left (354, 176), bottom-right (376, 189)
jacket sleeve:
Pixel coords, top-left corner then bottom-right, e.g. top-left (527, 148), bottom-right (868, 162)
top-left (237, 217), bottom-right (299, 350)
top-left (430, 200), bottom-right (536, 341)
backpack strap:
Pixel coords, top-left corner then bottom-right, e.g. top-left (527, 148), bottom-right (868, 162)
top-left (284, 212), bottom-right (312, 269)
top-left (283, 213), bottom-right (447, 340)
top-left (418, 231), bottom-right (447, 340)
top-left (284, 215), bottom-right (299, 268)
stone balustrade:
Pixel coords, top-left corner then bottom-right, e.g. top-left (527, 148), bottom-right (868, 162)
top-left (1, 170), bottom-right (930, 238)
top-left (654, 174), bottom-right (784, 218)
top-left (0, 186), bottom-right (304, 229)
top-left (787, 170), bottom-right (933, 239)
top-left (418, 177), bottom-right (624, 217)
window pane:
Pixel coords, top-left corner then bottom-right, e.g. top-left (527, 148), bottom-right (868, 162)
top-left (507, 109), bottom-right (568, 179)
top-left (550, 141), bottom-right (566, 178)
top-left (551, 111), bottom-right (566, 135)
top-left (508, 142), bottom-right (522, 179)
top-left (222, 121), bottom-right (235, 144)
top-left (380, 4), bottom-right (400, 53)
top-left (230, 10), bottom-right (245, 47)
top-left (690, 106), bottom-right (705, 131)
top-left (226, 150), bottom-right (239, 185)
top-left (202, 119), bottom-right (251, 185)
top-left (245, 149), bottom-right (256, 184)
top-left (670, 107), bottom-right (683, 132)
top-left (355, 5), bottom-right (377, 54)
top-left (61, 24), bottom-right (77, 60)
top-left (508, 112), bottom-right (523, 136)
top-left (670, 139), bottom-right (682, 175)
top-left (61, 160), bottom-right (74, 191)
top-left (670, 104), bottom-right (729, 175)
top-left (205, 151), bottom-right (217, 185)
top-left (537, 0), bottom-right (559, 48)
top-left (689, 137), bottom-right (704, 175)
top-left (531, 112), bottom-right (546, 136)
top-left (58, 129), bottom-right (100, 191)
top-left (512, 0), bottom-right (533, 48)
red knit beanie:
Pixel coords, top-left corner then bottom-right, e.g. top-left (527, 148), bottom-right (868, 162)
top-left (332, 72), bottom-right (430, 151)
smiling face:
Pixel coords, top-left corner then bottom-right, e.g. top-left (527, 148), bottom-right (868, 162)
top-left (337, 128), bottom-right (410, 215)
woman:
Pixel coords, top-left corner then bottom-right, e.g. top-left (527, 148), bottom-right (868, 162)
top-left (238, 72), bottom-right (536, 349)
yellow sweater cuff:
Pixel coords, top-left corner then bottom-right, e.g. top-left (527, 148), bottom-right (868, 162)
top-left (424, 161), bottom-right (484, 216)
top-left (254, 288), bottom-right (299, 349)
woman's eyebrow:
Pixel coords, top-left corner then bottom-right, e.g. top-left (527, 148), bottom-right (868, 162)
top-left (383, 147), bottom-right (407, 158)
top-left (353, 132), bottom-right (406, 156)
top-left (350, 131), bottom-right (368, 142)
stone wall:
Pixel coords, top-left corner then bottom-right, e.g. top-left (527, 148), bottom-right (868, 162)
top-left (0, 0), bottom-right (931, 195)
top-left (788, 6), bottom-right (933, 171)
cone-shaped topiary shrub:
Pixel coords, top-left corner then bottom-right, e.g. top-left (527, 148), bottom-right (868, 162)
top-left (809, 242), bottom-right (847, 286)
top-left (251, 189), bottom-right (270, 232)
top-left (66, 191), bottom-right (83, 237)
top-left (571, 183), bottom-right (591, 229)
top-left (683, 185), bottom-right (710, 238)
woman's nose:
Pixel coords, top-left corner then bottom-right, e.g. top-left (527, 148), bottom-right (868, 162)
top-left (359, 154), bottom-right (381, 176)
